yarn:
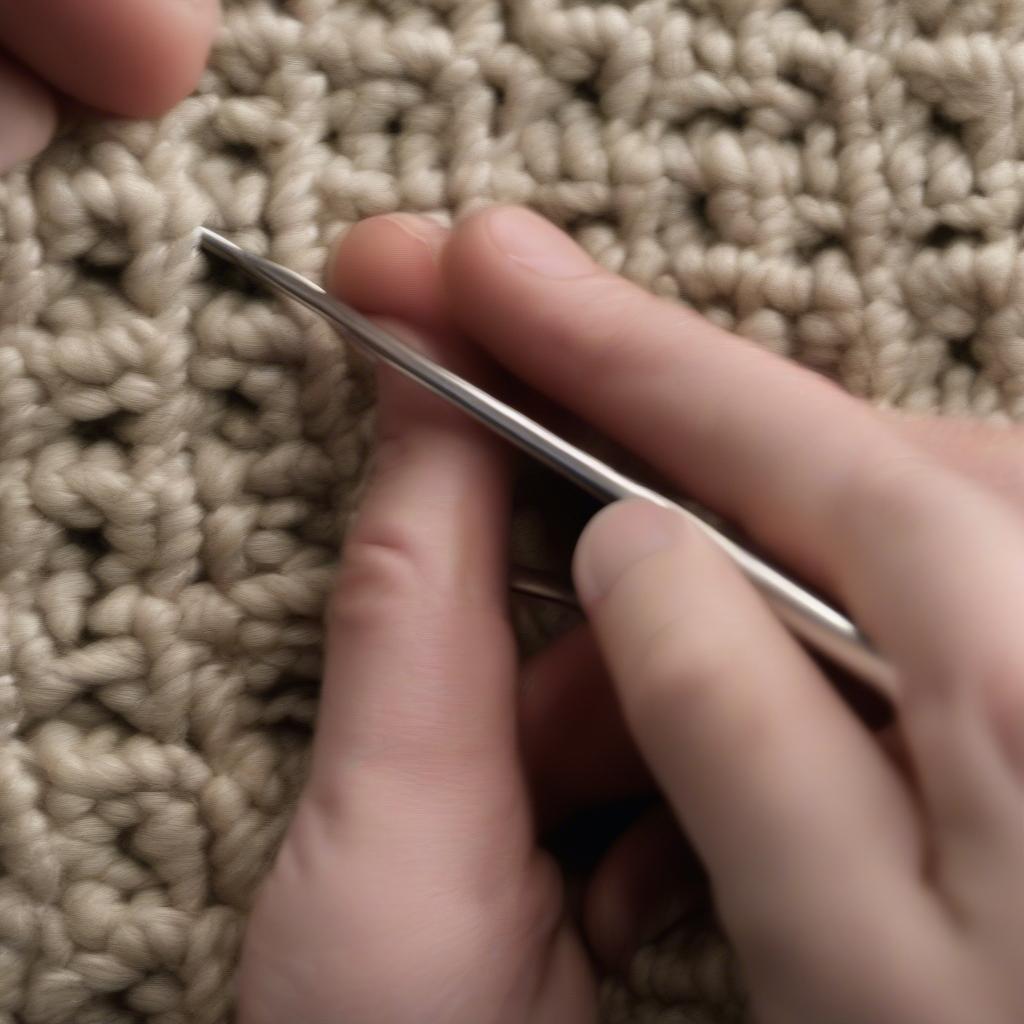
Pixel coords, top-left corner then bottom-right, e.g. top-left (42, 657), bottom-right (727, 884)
top-left (2, 0), bottom-right (1024, 1021)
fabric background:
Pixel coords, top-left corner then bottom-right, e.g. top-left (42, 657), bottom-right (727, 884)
top-left (3, 0), bottom-right (1024, 1020)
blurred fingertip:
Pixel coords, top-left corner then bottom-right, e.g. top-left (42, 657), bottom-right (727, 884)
top-left (0, 59), bottom-right (57, 172)
top-left (0, 0), bottom-right (220, 121)
top-left (326, 213), bottom-right (450, 318)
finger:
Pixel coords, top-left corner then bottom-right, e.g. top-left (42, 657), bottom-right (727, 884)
top-left (573, 499), bottom-right (952, 1001)
top-left (584, 805), bottom-right (703, 973)
top-left (308, 216), bottom-right (519, 837)
top-left (520, 625), bottom-right (651, 831)
top-left (328, 213), bottom-right (451, 331)
top-left (311, 345), bottom-right (514, 790)
top-left (442, 211), bottom-right (1024, 676)
top-left (443, 205), bottom-right (895, 592)
top-left (0, 53), bottom-right (56, 172)
top-left (443, 211), bottom-right (1024, 661)
top-left (0, 0), bottom-right (220, 119)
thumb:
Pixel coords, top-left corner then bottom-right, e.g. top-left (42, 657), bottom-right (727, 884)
top-left (571, 500), bottom-right (926, 971)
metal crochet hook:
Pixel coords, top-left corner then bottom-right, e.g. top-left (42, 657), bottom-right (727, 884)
top-left (197, 227), bottom-right (898, 699)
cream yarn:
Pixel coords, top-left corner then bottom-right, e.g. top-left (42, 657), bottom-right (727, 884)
top-left (2, 0), bottom-right (1024, 1022)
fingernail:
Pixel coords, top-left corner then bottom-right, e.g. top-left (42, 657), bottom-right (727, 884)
top-left (381, 212), bottom-right (446, 260)
top-left (573, 500), bottom-right (680, 606)
top-left (0, 63), bottom-right (57, 172)
top-left (485, 206), bottom-right (597, 278)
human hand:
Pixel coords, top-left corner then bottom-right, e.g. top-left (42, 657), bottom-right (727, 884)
top-left (237, 207), bottom-right (1024, 1024)
top-left (0, 0), bottom-right (220, 173)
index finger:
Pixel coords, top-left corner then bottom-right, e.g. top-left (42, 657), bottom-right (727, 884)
top-left (443, 205), bottom-right (894, 594)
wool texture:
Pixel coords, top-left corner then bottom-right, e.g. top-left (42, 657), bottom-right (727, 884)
top-left (2, 0), bottom-right (1024, 1021)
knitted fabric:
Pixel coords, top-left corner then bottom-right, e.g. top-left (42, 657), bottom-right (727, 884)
top-left (2, 0), bottom-right (1023, 1021)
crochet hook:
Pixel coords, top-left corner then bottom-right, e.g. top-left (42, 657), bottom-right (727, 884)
top-left (196, 227), bottom-right (898, 699)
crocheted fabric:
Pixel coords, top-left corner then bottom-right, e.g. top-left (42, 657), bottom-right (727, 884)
top-left (2, 0), bottom-right (1023, 1021)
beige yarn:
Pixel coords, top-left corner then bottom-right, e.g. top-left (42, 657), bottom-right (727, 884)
top-left (3, 0), bottom-right (1024, 1021)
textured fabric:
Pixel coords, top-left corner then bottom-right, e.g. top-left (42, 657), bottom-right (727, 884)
top-left (2, 0), bottom-right (1024, 1021)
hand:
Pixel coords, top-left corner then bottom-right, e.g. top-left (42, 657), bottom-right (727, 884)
top-left (0, 0), bottom-right (220, 173)
top-left (237, 207), bottom-right (1024, 1024)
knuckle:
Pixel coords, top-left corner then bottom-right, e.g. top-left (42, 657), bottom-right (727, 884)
top-left (325, 529), bottom-right (423, 635)
top-left (831, 446), bottom-right (950, 569)
top-left (908, 647), bottom-right (1024, 776)
top-left (834, 447), bottom-right (946, 541)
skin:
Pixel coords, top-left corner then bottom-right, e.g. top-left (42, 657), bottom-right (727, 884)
top-left (236, 208), bottom-right (1024, 1023)
top-left (2, 14), bottom-right (1020, 1019)
top-left (0, 0), bottom-right (221, 172)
